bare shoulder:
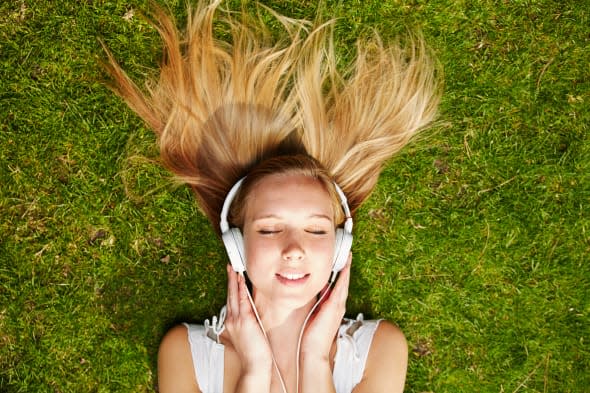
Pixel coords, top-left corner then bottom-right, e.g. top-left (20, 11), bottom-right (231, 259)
top-left (354, 320), bottom-right (408, 393)
top-left (373, 320), bottom-right (408, 355)
top-left (158, 324), bottom-right (201, 393)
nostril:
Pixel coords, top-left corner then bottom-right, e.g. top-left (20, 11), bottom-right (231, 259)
top-left (282, 247), bottom-right (305, 261)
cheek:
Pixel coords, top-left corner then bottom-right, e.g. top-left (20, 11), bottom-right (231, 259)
top-left (313, 237), bottom-right (337, 271)
top-left (241, 238), bottom-right (265, 287)
top-left (242, 234), bottom-right (275, 269)
top-left (317, 235), bottom-right (337, 257)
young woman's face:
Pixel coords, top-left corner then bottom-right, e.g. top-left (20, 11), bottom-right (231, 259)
top-left (242, 173), bottom-right (336, 307)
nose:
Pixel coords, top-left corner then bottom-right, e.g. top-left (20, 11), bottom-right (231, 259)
top-left (281, 231), bottom-right (305, 261)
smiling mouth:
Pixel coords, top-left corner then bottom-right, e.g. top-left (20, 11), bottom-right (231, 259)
top-left (276, 272), bottom-right (310, 284)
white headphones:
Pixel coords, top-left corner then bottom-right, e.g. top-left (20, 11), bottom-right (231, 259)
top-left (220, 177), bottom-right (353, 276)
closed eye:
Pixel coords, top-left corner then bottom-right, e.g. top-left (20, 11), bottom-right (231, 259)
top-left (306, 229), bottom-right (328, 235)
top-left (258, 229), bottom-right (281, 235)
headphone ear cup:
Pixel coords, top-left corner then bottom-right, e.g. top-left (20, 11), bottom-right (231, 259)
top-left (332, 228), bottom-right (352, 274)
top-left (222, 228), bottom-right (246, 273)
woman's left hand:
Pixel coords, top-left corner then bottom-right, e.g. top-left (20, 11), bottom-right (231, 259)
top-left (300, 253), bottom-right (352, 362)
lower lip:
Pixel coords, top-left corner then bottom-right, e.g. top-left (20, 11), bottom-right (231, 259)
top-left (276, 274), bottom-right (310, 286)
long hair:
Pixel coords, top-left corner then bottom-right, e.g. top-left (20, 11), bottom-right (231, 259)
top-left (103, 0), bottom-right (441, 233)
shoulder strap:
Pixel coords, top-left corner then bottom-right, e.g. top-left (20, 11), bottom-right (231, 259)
top-left (183, 320), bottom-right (225, 393)
top-left (332, 314), bottom-right (382, 393)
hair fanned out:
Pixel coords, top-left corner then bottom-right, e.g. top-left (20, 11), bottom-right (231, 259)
top-left (103, 0), bottom-right (441, 231)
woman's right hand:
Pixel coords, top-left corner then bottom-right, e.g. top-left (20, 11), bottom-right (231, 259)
top-left (224, 265), bottom-right (273, 385)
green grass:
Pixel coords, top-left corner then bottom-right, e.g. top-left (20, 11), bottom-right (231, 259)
top-left (1, 0), bottom-right (588, 392)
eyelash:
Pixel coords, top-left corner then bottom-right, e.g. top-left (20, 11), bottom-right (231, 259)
top-left (257, 230), bottom-right (277, 235)
top-left (257, 229), bottom-right (327, 235)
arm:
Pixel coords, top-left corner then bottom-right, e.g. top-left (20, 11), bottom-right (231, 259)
top-left (158, 325), bottom-right (201, 393)
top-left (299, 354), bottom-right (337, 393)
top-left (352, 321), bottom-right (408, 393)
top-left (234, 371), bottom-right (272, 393)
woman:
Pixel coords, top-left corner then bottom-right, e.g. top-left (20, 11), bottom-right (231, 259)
top-left (104, 1), bottom-right (440, 391)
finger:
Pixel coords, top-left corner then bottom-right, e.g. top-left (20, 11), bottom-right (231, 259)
top-left (339, 253), bottom-right (352, 288)
top-left (226, 264), bottom-right (239, 317)
top-left (329, 252), bottom-right (352, 295)
top-left (330, 258), bottom-right (351, 305)
top-left (237, 273), bottom-right (253, 316)
top-left (339, 260), bottom-right (351, 290)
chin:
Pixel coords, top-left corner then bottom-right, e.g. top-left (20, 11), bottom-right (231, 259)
top-left (275, 295), bottom-right (320, 311)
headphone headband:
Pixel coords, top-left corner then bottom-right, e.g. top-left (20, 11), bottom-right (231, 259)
top-left (219, 177), bottom-right (246, 233)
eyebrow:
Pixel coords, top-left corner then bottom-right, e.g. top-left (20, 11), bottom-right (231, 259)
top-left (252, 213), bottom-right (333, 222)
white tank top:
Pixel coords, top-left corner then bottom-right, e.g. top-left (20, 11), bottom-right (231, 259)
top-left (183, 310), bottom-right (381, 393)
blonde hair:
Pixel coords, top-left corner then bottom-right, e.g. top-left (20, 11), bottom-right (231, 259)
top-left (103, 0), bottom-right (440, 233)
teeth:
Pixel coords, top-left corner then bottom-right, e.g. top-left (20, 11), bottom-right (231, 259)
top-left (280, 273), bottom-right (306, 280)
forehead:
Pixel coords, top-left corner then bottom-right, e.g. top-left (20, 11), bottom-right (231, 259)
top-left (244, 174), bottom-right (334, 220)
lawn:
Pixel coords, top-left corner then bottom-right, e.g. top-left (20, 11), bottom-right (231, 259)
top-left (1, 0), bottom-right (588, 392)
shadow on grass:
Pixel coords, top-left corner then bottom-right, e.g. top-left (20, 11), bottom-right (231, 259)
top-left (97, 212), bottom-right (227, 376)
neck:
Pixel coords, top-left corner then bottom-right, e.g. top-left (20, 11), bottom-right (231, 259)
top-left (254, 297), bottom-right (317, 392)
top-left (252, 294), bottom-right (317, 348)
